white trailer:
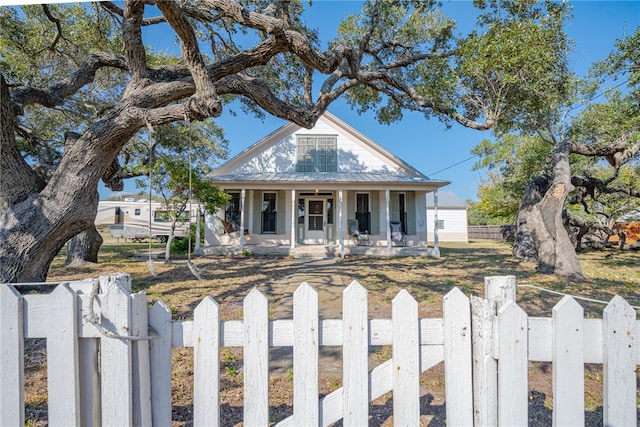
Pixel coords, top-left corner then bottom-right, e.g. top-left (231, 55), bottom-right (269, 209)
top-left (96, 199), bottom-right (197, 243)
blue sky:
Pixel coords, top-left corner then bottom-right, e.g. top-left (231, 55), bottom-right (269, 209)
top-left (103, 0), bottom-right (640, 201)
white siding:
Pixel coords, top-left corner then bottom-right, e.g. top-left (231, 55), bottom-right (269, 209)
top-left (229, 117), bottom-right (400, 175)
top-left (233, 137), bottom-right (297, 174)
top-left (427, 208), bottom-right (469, 243)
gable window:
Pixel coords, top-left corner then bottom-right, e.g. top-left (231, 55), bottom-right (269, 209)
top-left (296, 136), bottom-right (337, 172)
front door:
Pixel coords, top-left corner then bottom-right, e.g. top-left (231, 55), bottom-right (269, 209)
top-left (305, 199), bottom-right (325, 244)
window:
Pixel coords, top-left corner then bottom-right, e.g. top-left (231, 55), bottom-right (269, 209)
top-left (225, 193), bottom-right (241, 231)
top-left (154, 210), bottom-right (170, 223)
top-left (134, 208), bottom-right (141, 216)
top-left (296, 136), bottom-right (337, 172)
top-left (436, 220), bottom-right (445, 230)
top-left (261, 192), bottom-right (277, 234)
top-left (298, 199), bottom-right (305, 224)
top-left (356, 193), bottom-right (370, 233)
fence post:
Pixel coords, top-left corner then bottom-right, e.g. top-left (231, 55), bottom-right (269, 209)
top-left (471, 276), bottom-right (516, 426)
top-left (0, 285), bottom-right (24, 426)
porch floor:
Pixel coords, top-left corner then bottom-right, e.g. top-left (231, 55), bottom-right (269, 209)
top-left (197, 244), bottom-right (440, 258)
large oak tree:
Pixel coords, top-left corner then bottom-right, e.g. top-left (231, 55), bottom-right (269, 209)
top-left (473, 28), bottom-right (640, 279)
top-left (1, 0), bottom-right (569, 282)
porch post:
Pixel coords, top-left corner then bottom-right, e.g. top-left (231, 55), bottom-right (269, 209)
top-left (290, 189), bottom-right (296, 249)
top-left (338, 188), bottom-right (344, 258)
top-left (425, 193), bottom-right (429, 246)
top-left (240, 188), bottom-right (246, 252)
top-left (434, 189), bottom-right (439, 251)
top-left (385, 189), bottom-right (391, 250)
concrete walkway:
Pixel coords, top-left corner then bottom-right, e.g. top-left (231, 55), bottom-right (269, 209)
top-left (270, 258), bottom-right (346, 377)
top-left (272, 258), bottom-right (345, 319)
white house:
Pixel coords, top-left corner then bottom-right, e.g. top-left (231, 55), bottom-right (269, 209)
top-left (203, 112), bottom-right (467, 256)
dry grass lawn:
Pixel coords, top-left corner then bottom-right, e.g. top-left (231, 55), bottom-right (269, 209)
top-left (22, 240), bottom-right (639, 425)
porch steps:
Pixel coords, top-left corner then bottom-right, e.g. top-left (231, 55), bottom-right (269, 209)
top-left (197, 244), bottom-right (440, 258)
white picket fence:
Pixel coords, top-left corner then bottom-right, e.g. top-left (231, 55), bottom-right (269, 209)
top-left (1, 274), bottom-right (638, 426)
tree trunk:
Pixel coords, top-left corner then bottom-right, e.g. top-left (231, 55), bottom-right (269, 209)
top-left (65, 225), bottom-right (103, 266)
top-left (513, 141), bottom-right (584, 280)
top-left (1, 75), bottom-right (138, 283)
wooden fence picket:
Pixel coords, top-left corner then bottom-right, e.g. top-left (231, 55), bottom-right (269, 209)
top-left (47, 284), bottom-right (81, 426)
top-left (100, 282), bottom-right (133, 426)
top-left (603, 295), bottom-right (637, 426)
top-left (552, 296), bottom-right (584, 426)
top-left (0, 284), bottom-right (24, 426)
top-left (194, 296), bottom-right (220, 426)
top-left (148, 300), bottom-right (173, 427)
top-left (470, 295), bottom-right (497, 426)
top-left (342, 281), bottom-right (369, 426)
top-left (392, 289), bottom-right (420, 426)
top-left (497, 300), bottom-right (528, 426)
top-left (244, 288), bottom-right (269, 426)
top-left (443, 287), bottom-right (473, 426)
top-left (131, 292), bottom-right (152, 426)
top-left (293, 283), bottom-right (319, 426)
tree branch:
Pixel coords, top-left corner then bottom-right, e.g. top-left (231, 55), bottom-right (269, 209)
top-left (122, 0), bottom-right (148, 81)
top-left (41, 4), bottom-right (64, 52)
top-left (157, 0), bottom-right (222, 120)
top-left (11, 53), bottom-right (128, 111)
top-left (570, 134), bottom-right (640, 168)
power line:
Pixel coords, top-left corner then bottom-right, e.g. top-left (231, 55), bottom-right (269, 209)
top-left (428, 79), bottom-right (630, 178)
top-left (428, 154), bottom-right (478, 176)
top-left (566, 79), bottom-right (630, 114)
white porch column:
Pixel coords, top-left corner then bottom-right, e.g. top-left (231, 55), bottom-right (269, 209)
top-left (385, 189), bottom-right (391, 249)
top-left (433, 189), bottom-right (439, 251)
top-left (240, 188), bottom-right (246, 252)
top-left (339, 189), bottom-right (344, 258)
top-left (424, 193), bottom-right (429, 246)
top-left (290, 189), bottom-right (296, 249)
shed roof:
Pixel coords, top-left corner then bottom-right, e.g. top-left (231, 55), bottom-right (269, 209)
top-left (426, 190), bottom-right (469, 208)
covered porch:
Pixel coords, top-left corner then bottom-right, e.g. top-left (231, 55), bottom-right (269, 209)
top-left (203, 177), bottom-right (448, 258)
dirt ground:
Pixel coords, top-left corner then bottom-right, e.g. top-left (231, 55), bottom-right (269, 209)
top-left (22, 241), bottom-right (640, 425)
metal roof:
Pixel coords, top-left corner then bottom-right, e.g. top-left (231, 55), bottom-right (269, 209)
top-left (208, 172), bottom-right (447, 185)
top-left (426, 190), bottom-right (469, 208)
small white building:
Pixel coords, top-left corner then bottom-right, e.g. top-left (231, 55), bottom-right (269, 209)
top-left (426, 191), bottom-right (469, 243)
top-left (203, 112), bottom-right (468, 255)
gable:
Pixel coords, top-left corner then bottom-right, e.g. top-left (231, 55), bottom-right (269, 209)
top-left (211, 112), bottom-right (427, 179)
